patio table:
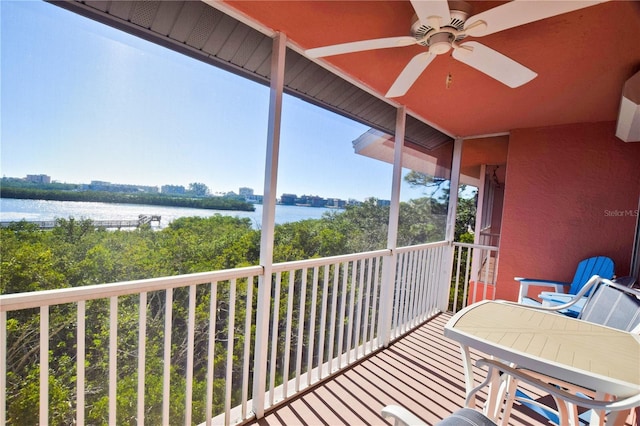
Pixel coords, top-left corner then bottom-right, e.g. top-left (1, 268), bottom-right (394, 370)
top-left (444, 300), bottom-right (640, 424)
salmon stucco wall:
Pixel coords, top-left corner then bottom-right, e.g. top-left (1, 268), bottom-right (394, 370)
top-left (495, 122), bottom-right (640, 301)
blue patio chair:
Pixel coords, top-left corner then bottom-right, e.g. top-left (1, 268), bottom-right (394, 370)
top-left (514, 255), bottom-right (614, 317)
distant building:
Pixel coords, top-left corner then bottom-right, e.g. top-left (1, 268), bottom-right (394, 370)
top-left (87, 180), bottom-right (159, 193)
top-left (280, 193), bottom-right (297, 205)
top-left (326, 198), bottom-right (346, 208)
top-left (239, 187), bottom-right (254, 197)
top-left (25, 174), bottom-right (51, 184)
top-left (376, 199), bottom-right (391, 207)
top-left (161, 184), bottom-right (186, 195)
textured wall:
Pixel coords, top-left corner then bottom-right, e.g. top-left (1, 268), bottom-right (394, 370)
top-left (496, 122), bottom-right (640, 301)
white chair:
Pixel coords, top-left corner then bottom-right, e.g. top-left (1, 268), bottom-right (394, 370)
top-left (505, 276), bottom-right (640, 424)
top-left (524, 275), bottom-right (640, 332)
top-left (381, 358), bottom-right (640, 426)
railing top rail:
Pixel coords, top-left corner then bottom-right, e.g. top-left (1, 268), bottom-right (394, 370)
top-left (0, 265), bottom-right (263, 312)
top-left (271, 249), bottom-right (391, 272)
top-left (452, 242), bottom-right (499, 251)
top-left (395, 240), bottom-right (449, 254)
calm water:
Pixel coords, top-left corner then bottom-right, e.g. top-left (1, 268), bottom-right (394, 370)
top-left (0, 198), bottom-right (337, 229)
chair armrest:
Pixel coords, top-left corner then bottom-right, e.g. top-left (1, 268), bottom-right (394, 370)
top-left (381, 405), bottom-right (427, 426)
top-left (510, 275), bottom-right (604, 313)
top-left (514, 277), bottom-right (568, 302)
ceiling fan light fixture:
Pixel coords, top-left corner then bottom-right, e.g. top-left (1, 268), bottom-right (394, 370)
top-left (428, 32), bottom-right (453, 55)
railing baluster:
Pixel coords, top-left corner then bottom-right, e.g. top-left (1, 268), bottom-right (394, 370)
top-left (400, 251), bottom-right (410, 330)
top-left (282, 271), bottom-right (295, 399)
top-left (317, 265), bottom-right (329, 379)
top-left (415, 249), bottom-right (427, 321)
top-left (241, 276), bottom-right (254, 417)
top-left (466, 246), bottom-right (474, 304)
top-left (407, 250), bottom-right (418, 329)
top-left (138, 292), bottom-right (147, 426)
top-left (404, 251), bottom-right (414, 330)
top-left (337, 262), bottom-right (348, 369)
top-left (346, 260), bottom-right (357, 363)
top-left (422, 247), bottom-right (432, 318)
top-left (185, 285), bottom-right (196, 426)
top-left (328, 263), bottom-right (339, 374)
top-left (162, 288), bottom-right (173, 425)
top-left (76, 301), bottom-right (85, 426)
top-left (354, 259), bottom-right (365, 360)
top-left (398, 252), bottom-right (410, 334)
top-left (224, 279), bottom-right (237, 426)
top-left (369, 256), bottom-right (381, 351)
top-left (361, 258), bottom-right (373, 356)
top-left (206, 282), bottom-right (218, 426)
top-left (0, 311), bottom-right (6, 425)
top-left (427, 246), bottom-right (437, 313)
top-left (482, 249), bottom-right (490, 300)
top-left (461, 247), bottom-right (470, 308)
top-left (391, 253), bottom-right (402, 335)
top-left (109, 296), bottom-right (117, 426)
top-left (268, 272), bottom-right (281, 405)
top-left (40, 305), bottom-right (49, 426)
top-left (453, 245), bottom-right (462, 312)
top-left (306, 267), bottom-right (319, 386)
top-left (294, 268), bottom-right (307, 392)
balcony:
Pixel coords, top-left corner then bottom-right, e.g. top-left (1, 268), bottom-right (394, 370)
top-left (2, 1), bottom-right (639, 424)
top-left (1, 242), bottom-right (503, 425)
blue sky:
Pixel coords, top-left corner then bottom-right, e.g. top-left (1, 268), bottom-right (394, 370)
top-left (1, 1), bottom-right (437, 202)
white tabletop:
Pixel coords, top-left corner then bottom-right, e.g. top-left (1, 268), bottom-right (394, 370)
top-left (444, 300), bottom-right (640, 398)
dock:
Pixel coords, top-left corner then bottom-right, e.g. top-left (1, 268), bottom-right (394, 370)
top-left (1, 214), bottom-right (161, 229)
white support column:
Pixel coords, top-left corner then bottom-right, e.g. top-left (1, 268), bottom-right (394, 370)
top-left (442, 138), bottom-right (463, 310)
top-left (252, 32), bottom-right (286, 418)
top-left (446, 138), bottom-right (463, 242)
top-left (379, 106), bottom-right (405, 347)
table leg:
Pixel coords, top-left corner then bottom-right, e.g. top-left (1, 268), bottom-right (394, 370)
top-left (458, 344), bottom-right (475, 397)
top-left (484, 365), bottom-right (504, 422)
top-left (457, 345), bottom-right (506, 423)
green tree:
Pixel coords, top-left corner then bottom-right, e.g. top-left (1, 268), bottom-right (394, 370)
top-left (187, 182), bottom-right (210, 197)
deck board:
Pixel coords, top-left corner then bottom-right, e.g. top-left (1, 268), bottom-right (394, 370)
top-left (243, 312), bottom-right (570, 426)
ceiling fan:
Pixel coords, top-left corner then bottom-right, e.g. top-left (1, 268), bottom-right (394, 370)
top-left (305, 0), bottom-right (607, 98)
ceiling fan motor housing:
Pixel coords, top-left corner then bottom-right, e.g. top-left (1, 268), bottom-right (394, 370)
top-left (410, 0), bottom-right (472, 47)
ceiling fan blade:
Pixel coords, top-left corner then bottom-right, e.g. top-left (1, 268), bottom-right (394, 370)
top-left (452, 41), bottom-right (537, 88)
top-left (306, 36), bottom-right (416, 58)
top-left (410, 0), bottom-right (451, 29)
top-left (464, 0), bottom-right (608, 37)
top-left (386, 52), bottom-right (436, 98)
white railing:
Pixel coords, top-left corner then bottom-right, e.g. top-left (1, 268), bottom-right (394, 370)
top-left (389, 241), bottom-right (450, 340)
top-left (1, 266), bottom-right (263, 426)
top-left (0, 240), bottom-right (491, 425)
top-left (450, 242), bottom-right (500, 313)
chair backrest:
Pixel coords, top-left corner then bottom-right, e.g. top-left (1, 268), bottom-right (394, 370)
top-left (613, 275), bottom-right (637, 288)
top-left (568, 256), bottom-right (614, 295)
top-left (579, 279), bottom-right (640, 331)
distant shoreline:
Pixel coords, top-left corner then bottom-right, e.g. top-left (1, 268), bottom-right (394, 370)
top-left (0, 187), bottom-right (255, 212)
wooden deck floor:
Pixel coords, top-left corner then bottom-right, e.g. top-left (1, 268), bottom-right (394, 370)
top-left (243, 312), bottom-right (558, 426)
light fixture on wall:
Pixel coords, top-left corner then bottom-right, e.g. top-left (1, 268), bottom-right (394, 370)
top-left (615, 70), bottom-right (640, 143)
